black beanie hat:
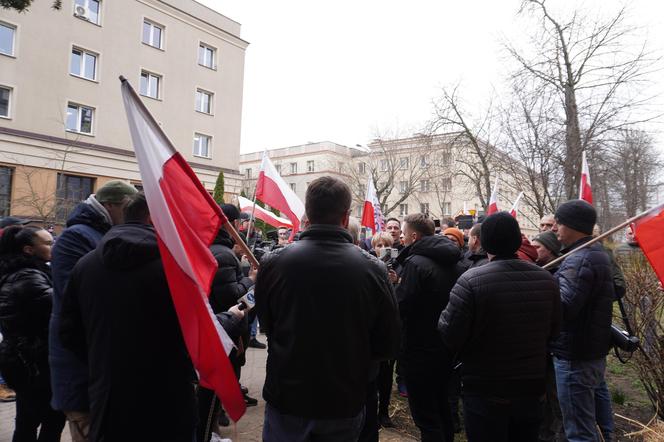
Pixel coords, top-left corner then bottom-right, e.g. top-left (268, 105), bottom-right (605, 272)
top-left (555, 200), bottom-right (596, 235)
top-left (220, 204), bottom-right (241, 223)
top-left (480, 212), bottom-right (522, 257)
top-left (533, 231), bottom-right (562, 256)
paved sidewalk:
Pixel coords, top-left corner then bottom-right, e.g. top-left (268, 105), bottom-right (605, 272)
top-left (0, 346), bottom-right (413, 441)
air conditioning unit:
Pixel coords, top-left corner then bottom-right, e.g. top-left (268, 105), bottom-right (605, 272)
top-left (74, 5), bottom-right (89, 20)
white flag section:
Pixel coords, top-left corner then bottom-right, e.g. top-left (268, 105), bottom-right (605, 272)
top-left (238, 195), bottom-right (293, 228)
top-left (487, 176), bottom-right (500, 215)
top-left (509, 192), bottom-right (524, 218)
top-left (120, 77), bottom-right (246, 421)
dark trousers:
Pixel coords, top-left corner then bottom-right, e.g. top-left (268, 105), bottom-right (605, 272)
top-left (13, 386), bottom-right (65, 442)
top-left (377, 360), bottom-right (394, 416)
top-left (263, 403), bottom-right (364, 442)
top-left (463, 394), bottom-right (544, 442)
top-left (358, 381), bottom-right (378, 442)
top-left (196, 386), bottom-right (218, 442)
top-left (404, 355), bottom-right (454, 442)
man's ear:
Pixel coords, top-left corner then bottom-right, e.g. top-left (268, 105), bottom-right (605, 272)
top-left (341, 211), bottom-right (350, 229)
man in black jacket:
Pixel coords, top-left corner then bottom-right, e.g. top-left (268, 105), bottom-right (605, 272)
top-left (551, 200), bottom-right (615, 442)
top-left (395, 212), bottom-right (461, 442)
top-left (255, 176), bottom-right (400, 442)
top-left (438, 212), bottom-right (562, 442)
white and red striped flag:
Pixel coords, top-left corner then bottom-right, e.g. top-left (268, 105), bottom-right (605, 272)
top-left (579, 151), bottom-right (593, 204)
top-left (256, 152), bottom-right (305, 239)
top-left (120, 78), bottom-right (246, 422)
top-left (238, 195), bottom-right (293, 229)
top-left (487, 176), bottom-right (500, 215)
top-left (509, 192), bottom-right (524, 218)
top-left (361, 177), bottom-right (385, 232)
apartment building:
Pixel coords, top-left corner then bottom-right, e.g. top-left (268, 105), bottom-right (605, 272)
top-left (0, 0), bottom-right (247, 223)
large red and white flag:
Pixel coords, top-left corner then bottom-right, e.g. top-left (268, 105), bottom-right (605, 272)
top-left (487, 176), bottom-right (500, 215)
top-left (509, 192), bottom-right (524, 218)
top-left (579, 151), bottom-right (593, 204)
top-left (361, 177), bottom-right (384, 232)
top-left (256, 153), bottom-right (305, 239)
top-left (238, 195), bottom-right (293, 229)
top-left (120, 78), bottom-right (245, 422)
top-left (634, 203), bottom-right (664, 285)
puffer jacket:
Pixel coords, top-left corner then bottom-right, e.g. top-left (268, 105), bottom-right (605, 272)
top-left (395, 235), bottom-right (461, 361)
top-left (0, 256), bottom-right (53, 390)
top-left (438, 257), bottom-right (561, 397)
top-left (209, 229), bottom-right (254, 313)
top-left (550, 237), bottom-right (615, 361)
top-left (49, 201), bottom-right (111, 411)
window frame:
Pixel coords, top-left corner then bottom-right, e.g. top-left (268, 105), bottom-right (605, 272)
top-left (380, 159), bottom-right (389, 172)
top-left (193, 132), bottom-right (212, 159)
top-left (306, 160), bottom-right (315, 173)
top-left (56, 173), bottom-right (95, 221)
top-left (420, 179), bottom-right (430, 192)
top-left (70, 46), bottom-right (98, 81)
top-left (358, 162), bottom-right (366, 174)
top-left (73, 0), bottom-right (101, 26)
top-left (0, 21), bottom-right (16, 57)
top-left (0, 85), bottom-right (12, 119)
top-left (245, 168), bottom-right (252, 179)
top-left (420, 203), bottom-right (430, 215)
top-left (142, 19), bottom-right (164, 50)
top-left (399, 180), bottom-right (408, 194)
top-left (399, 157), bottom-right (409, 170)
top-left (290, 162), bottom-right (297, 174)
top-left (289, 183), bottom-right (296, 192)
top-left (139, 70), bottom-right (161, 100)
top-left (0, 166), bottom-right (13, 217)
top-left (195, 88), bottom-right (213, 115)
top-left (65, 102), bottom-right (95, 135)
top-left (399, 204), bottom-right (408, 216)
top-left (198, 42), bottom-right (216, 70)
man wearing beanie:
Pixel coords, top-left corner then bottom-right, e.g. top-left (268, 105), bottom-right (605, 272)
top-left (532, 231), bottom-right (562, 271)
top-left (49, 180), bottom-right (137, 440)
top-left (438, 212), bottom-right (561, 442)
top-left (551, 200), bottom-right (615, 442)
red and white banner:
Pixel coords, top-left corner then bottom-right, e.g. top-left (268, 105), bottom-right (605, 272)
top-left (121, 79), bottom-right (246, 422)
top-left (634, 203), bottom-right (664, 285)
top-left (256, 152), bottom-right (305, 239)
top-left (360, 177), bottom-right (384, 232)
top-left (238, 195), bottom-right (293, 229)
top-left (509, 192), bottom-right (524, 218)
top-left (579, 151), bottom-right (593, 204)
top-left (487, 176), bottom-right (500, 215)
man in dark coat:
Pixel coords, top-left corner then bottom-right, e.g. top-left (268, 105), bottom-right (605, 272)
top-left (49, 180), bottom-right (137, 440)
top-left (551, 200), bottom-right (615, 442)
top-left (438, 212), bottom-right (562, 442)
top-left (395, 212), bottom-right (461, 442)
top-left (255, 176), bottom-right (400, 441)
top-left (459, 223), bottom-right (489, 272)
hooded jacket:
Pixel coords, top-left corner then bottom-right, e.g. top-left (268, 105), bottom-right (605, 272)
top-left (209, 229), bottom-right (254, 313)
top-left (49, 201), bottom-right (112, 411)
top-left (395, 235), bottom-right (461, 361)
top-left (59, 223), bottom-right (197, 442)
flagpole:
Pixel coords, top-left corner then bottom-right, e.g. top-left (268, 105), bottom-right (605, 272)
top-left (245, 184), bottom-right (259, 252)
top-left (543, 205), bottom-right (662, 270)
top-left (223, 222), bottom-right (260, 269)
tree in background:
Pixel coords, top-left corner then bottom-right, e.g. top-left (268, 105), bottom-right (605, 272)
top-left (1, 0), bottom-right (61, 12)
top-left (213, 170), bottom-right (225, 204)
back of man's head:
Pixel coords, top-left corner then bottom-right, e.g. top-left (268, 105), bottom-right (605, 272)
top-left (96, 180), bottom-right (138, 204)
top-left (403, 213), bottom-right (435, 237)
top-left (305, 176), bottom-right (351, 225)
top-left (124, 192), bottom-right (150, 224)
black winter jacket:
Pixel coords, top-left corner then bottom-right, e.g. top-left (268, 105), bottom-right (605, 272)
top-left (550, 237), bottom-right (614, 361)
top-left (438, 257), bottom-right (561, 397)
top-left (459, 248), bottom-right (489, 273)
top-left (395, 235), bottom-right (461, 362)
top-left (209, 230), bottom-right (254, 314)
top-left (255, 224), bottom-right (400, 419)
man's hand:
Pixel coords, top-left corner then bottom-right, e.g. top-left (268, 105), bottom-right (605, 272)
top-left (228, 304), bottom-right (245, 319)
top-left (388, 269), bottom-right (399, 284)
top-left (249, 265), bottom-right (258, 282)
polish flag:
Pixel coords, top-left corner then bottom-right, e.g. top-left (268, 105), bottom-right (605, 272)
top-left (361, 177), bottom-right (384, 232)
top-left (238, 195), bottom-right (293, 229)
top-left (509, 192), bottom-right (524, 218)
top-left (487, 176), bottom-right (499, 215)
top-left (634, 203), bottom-right (664, 285)
top-left (579, 151), bottom-right (593, 204)
top-left (120, 78), bottom-right (245, 422)
top-left (256, 153), bottom-right (305, 239)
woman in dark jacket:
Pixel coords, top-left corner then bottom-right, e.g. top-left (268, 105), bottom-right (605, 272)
top-left (0, 225), bottom-right (65, 441)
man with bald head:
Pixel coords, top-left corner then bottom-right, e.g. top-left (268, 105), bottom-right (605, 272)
top-left (539, 215), bottom-right (555, 233)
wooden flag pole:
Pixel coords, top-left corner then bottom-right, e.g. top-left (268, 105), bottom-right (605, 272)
top-left (223, 221), bottom-right (260, 269)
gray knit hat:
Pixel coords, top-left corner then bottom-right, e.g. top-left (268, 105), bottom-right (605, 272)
top-left (533, 231), bottom-right (561, 256)
top-left (95, 180), bottom-right (138, 203)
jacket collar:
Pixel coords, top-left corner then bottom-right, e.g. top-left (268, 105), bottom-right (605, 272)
top-left (299, 224), bottom-right (353, 243)
top-left (561, 236), bottom-right (593, 254)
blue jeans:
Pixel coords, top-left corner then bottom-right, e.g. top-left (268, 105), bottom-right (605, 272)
top-left (263, 403), bottom-right (365, 442)
top-left (553, 357), bottom-right (614, 442)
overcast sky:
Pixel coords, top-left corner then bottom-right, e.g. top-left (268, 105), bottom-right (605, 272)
top-left (197, 0), bottom-right (664, 154)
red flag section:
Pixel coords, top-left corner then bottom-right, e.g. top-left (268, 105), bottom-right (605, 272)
top-left (121, 78), bottom-right (246, 422)
top-left (361, 177), bottom-right (384, 232)
top-left (509, 192), bottom-right (524, 218)
top-left (634, 203), bottom-right (664, 285)
top-left (579, 151), bottom-right (593, 204)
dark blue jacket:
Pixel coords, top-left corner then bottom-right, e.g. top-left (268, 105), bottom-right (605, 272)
top-left (550, 237), bottom-right (614, 361)
top-left (48, 202), bottom-right (111, 411)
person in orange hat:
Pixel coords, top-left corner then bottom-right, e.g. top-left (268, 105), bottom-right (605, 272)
top-left (443, 228), bottom-right (465, 250)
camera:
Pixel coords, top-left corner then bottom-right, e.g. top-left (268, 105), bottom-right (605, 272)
top-left (379, 247), bottom-right (398, 270)
top-left (610, 324), bottom-right (639, 353)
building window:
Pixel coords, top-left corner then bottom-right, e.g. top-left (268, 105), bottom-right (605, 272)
top-left (0, 22), bottom-right (16, 56)
top-left (307, 160), bottom-right (314, 173)
top-left (198, 43), bottom-right (215, 69)
top-left (0, 86), bottom-right (11, 118)
top-left (399, 204), bottom-right (408, 216)
top-left (290, 162), bottom-right (297, 174)
top-left (66, 103), bottom-right (94, 134)
top-left (56, 173), bottom-right (95, 221)
top-left (139, 71), bottom-right (160, 99)
top-left (0, 167), bottom-right (12, 217)
top-left (275, 164), bottom-right (281, 174)
top-left (70, 47), bottom-right (97, 80)
top-left (359, 184), bottom-right (366, 196)
top-left (420, 155), bottom-right (429, 168)
top-left (399, 157), bottom-right (409, 170)
top-left (289, 183), bottom-right (296, 192)
top-left (380, 159), bottom-right (389, 172)
top-left (142, 20), bottom-right (163, 49)
top-left (420, 180), bottom-right (430, 192)
top-left (442, 178), bottom-right (452, 191)
top-left (193, 133), bottom-right (211, 158)
top-left (420, 203), bottom-right (429, 215)
top-left (195, 89), bottom-right (213, 114)
top-left (442, 154), bottom-right (451, 166)
top-left (74, 0), bottom-right (101, 25)
top-left (244, 168), bottom-right (252, 179)
top-left (358, 162), bottom-right (366, 174)
top-left (399, 181), bottom-right (408, 194)
top-left (442, 202), bottom-right (451, 215)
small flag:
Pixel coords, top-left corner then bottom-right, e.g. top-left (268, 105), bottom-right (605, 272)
top-left (487, 176), bottom-right (499, 215)
top-left (579, 151), bottom-right (593, 204)
top-left (238, 196), bottom-right (293, 229)
top-left (361, 177), bottom-right (385, 232)
top-left (509, 192), bottom-right (524, 218)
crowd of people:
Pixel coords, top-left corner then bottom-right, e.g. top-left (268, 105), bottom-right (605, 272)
top-left (0, 174), bottom-right (646, 442)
